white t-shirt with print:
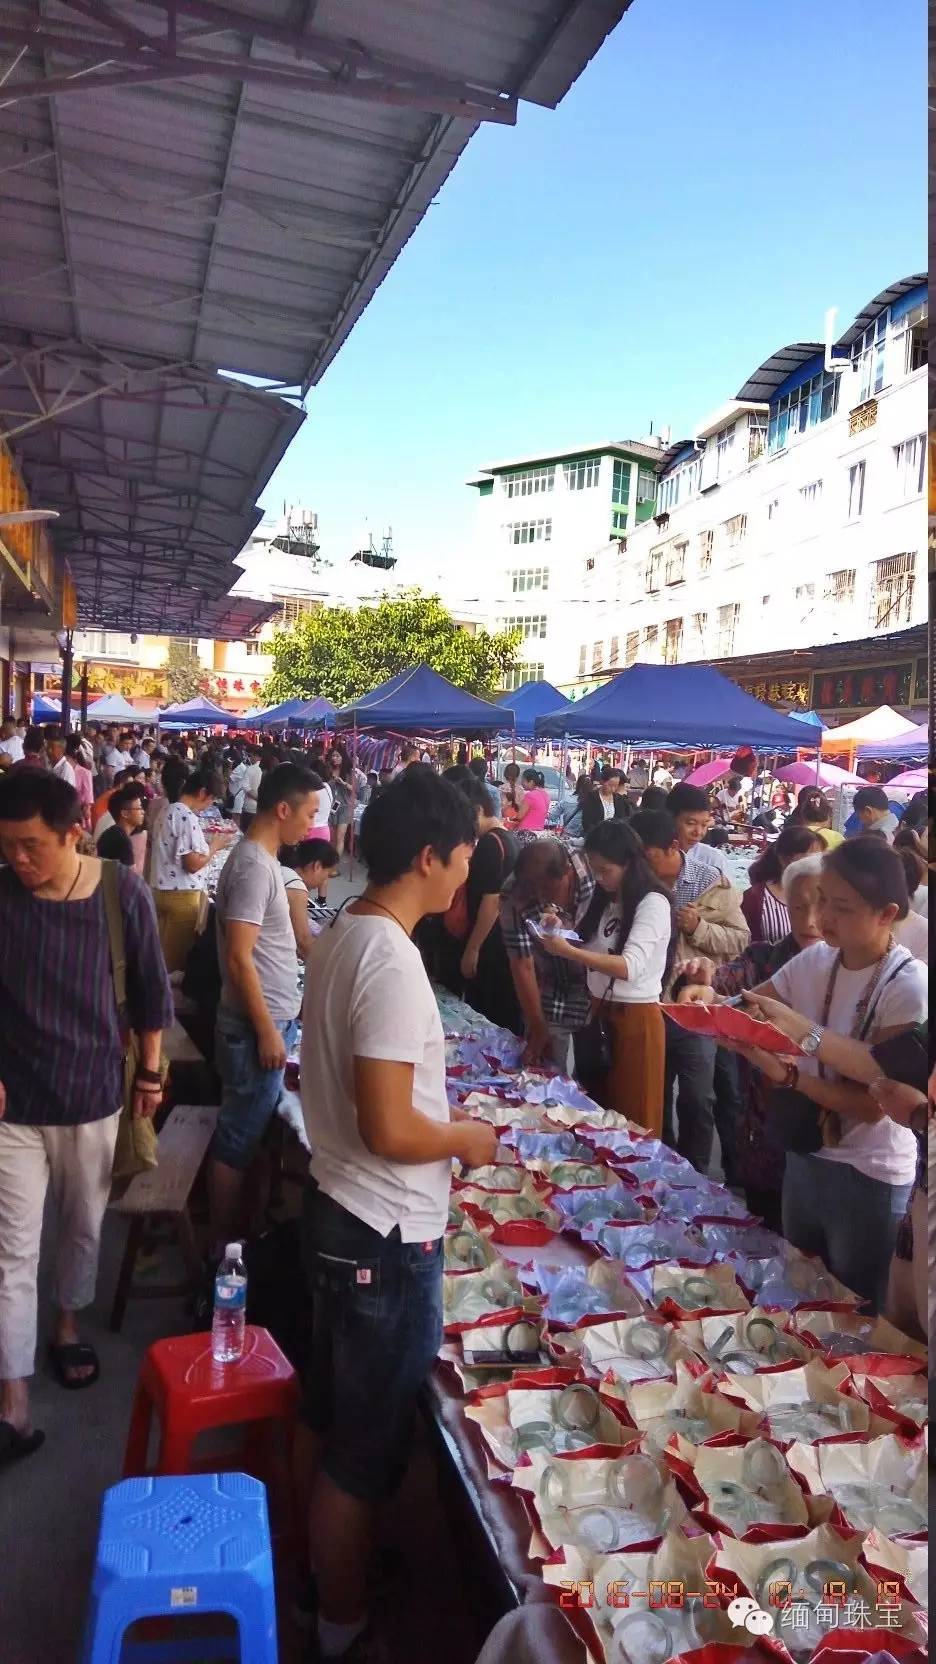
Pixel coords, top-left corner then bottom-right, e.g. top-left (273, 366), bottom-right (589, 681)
top-left (150, 801), bottom-right (210, 891)
top-left (0, 734), bottom-right (23, 762)
top-left (585, 892), bottom-right (672, 1003)
top-left (300, 911), bottom-right (451, 1240)
top-left (771, 941), bottom-right (927, 1185)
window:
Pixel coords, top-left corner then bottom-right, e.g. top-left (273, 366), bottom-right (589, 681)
top-left (690, 611), bottom-right (708, 654)
top-left (503, 465), bottom-right (554, 498)
top-left (625, 631), bottom-right (639, 667)
top-left (716, 603), bottom-right (740, 656)
top-left (592, 641), bottom-right (604, 672)
top-left (503, 663), bottom-right (544, 690)
top-left (767, 368), bottom-right (841, 453)
top-left (665, 541), bottom-right (687, 584)
top-left (663, 617), bottom-right (683, 664)
top-left (506, 518), bottom-right (552, 545)
top-left (847, 460), bottom-right (866, 519)
top-left (723, 513), bottom-right (747, 547)
top-left (636, 468), bottom-right (656, 504)
top-left (658, 455), bottom-right (700, 512)
top-left (748, 412), bottom-right (767, 463)
top-left (824, 569), bottom-right (856, 605)
top-left (894, 303), bottom-right (928, 375)
top-left (609, 635), bottom-right (620, 669)
top-left (578, 645), bottom-right (587, 678)
top-left (714, 423), bottom-right (736, 479)
top-left (245, 639), bottom-right (268, 656)
top-left (641, 625), bottom-right (659, 660)
top-left (698, 529), bottom-right (713, 572)
top-left (564, 456), bottom-right (602, 491)
top-left (510, 566), bottom-right (549, 594)
top-left (501, 613), bottom-right (547, 640)
top-left (273, 594), bottom-right (318, 630)
top-left (853, 310), bottom-right (888, 402)
top-left (894, 435), bottom-right (926, 499)
top-left (799, 481), bottom-right (823, 512)
top-left (611, 509), bottom-right (629, 535)
top-left (612, 459), bottom-right (631, 505)
top-left (870, 553), bottom-right (916, 630)
top-left (795, 583), bottom-right (815, 607)
top-left (766, 497), bottom-right (779, 521)
top-left (645, 547), bottom-right (663, 593)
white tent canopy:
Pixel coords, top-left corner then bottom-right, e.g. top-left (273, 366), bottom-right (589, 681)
top-left (821, 705), bottom-right (918, 749)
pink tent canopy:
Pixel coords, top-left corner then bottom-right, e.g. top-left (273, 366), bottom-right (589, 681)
top-left (778, 759), bottom-right (864, 788)
top-left (685, 758), bottom-right (733, 786)
top-left (887, 768), bottom-right (927, 790)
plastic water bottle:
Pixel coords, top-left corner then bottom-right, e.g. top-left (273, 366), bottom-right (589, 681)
top-left (211, 1242), bottom-right (247, 1363)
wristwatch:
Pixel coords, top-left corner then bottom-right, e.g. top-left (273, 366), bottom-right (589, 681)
top-left (800, 1024), bottom-right (823, 1057)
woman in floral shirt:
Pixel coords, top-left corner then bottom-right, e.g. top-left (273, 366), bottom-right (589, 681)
top-left (676, 855), bottom-right (824, 1229)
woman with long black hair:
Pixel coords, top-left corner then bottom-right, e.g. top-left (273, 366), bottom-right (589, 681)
top-left (537, 820), bottom-right (673, 1133)
top-left (742, 821), bottom-right (824, 944)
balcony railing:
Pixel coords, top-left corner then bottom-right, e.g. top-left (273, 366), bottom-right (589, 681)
top-left (849, 399), bottom-right (878, 436)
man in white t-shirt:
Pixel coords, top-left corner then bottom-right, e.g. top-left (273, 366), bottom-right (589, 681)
top-left (45, 729), bottom-right (75, 788)
top-left (0, 718), bottom-right (24, 768)
top-left (297, 767), bottom-right (494, 1663)
top-left (149, 766), bottom-right (229, 970)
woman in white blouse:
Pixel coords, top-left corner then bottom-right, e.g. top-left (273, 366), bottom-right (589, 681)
top-left (537, 821), bottom-right (673, 1135)
top-left (728, 838), bottom-right (927, 1312)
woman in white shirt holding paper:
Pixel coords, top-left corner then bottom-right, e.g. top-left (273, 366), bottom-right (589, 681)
top-left (734, 837), bottom-right (927, 1312)
top-left (537, 821), bottom-right (673, 1136)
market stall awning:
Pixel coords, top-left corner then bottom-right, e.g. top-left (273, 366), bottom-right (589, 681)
top-left (821, 706), bottom-right (918, 749)
top-left (777, 759), bottom-right (864, 788)
top-left (496, 679), bottom-right (567, 740)
top-left (157, 694), bottom-right (238, 725)
top-left (535, 664), bottom-right (814, 749)
top-left (85, 693), bottom-right (140, 719)
top-left (856, 721), bottom-right (929, 761)
top-left (0, 0), bottom-right (634, 633)
top-left (254, 697), bottom-right (314, 726)
top-left (336, 664), bottom-right (513, 733)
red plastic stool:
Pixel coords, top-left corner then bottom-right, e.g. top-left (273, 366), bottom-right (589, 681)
top-left (123, 1327), bottom-right (300, 1532)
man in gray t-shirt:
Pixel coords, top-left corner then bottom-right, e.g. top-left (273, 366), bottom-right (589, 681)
top-left (208, 761), bottom-right (321, 1251)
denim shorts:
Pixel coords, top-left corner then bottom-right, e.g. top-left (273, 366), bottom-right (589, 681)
top-left (211, 1006), bottom-right (299, 1172)
top-left (300, 1185), bottom-right (443, 1503)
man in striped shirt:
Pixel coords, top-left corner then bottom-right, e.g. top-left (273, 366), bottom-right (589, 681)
top-left (0, 770), bottom-right (173, 1468)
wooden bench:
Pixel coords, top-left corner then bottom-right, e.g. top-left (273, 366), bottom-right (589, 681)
top-left (108, 1102), bottom-right (219, 1333)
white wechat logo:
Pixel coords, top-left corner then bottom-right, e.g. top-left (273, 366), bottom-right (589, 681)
top-left (727, 1596), bottom-right (776, 1636)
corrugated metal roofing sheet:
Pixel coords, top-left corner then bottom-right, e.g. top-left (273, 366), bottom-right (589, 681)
top-left (0, 0), bottom-right (633, 631)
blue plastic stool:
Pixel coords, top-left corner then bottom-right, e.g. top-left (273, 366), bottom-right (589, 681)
top-left (80, 1472), bottom-right (278, 1664)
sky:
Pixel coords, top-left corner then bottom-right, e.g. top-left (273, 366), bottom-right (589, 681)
top-left (259, 0), bottom-right (925, 594)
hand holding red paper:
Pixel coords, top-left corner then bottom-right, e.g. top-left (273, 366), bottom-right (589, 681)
top-left (661, 996), bottom-right (805, 1056)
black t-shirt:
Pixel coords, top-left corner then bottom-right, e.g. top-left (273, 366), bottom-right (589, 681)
top-left (466, 828), bottom-right (517, 927)
top-left (97, 824), bottom-right (134, 866)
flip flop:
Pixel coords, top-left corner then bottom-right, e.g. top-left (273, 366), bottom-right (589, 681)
top-left (0, 1420), bottom-right (45, 1468)
top-left (47, 1340), bottom-right (100, 1390)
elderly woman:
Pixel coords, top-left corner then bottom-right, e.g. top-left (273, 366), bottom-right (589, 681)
top-left (677, 854), bottom-right (825, 1229)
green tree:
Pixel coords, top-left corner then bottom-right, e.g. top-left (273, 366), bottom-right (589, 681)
top-left (165, 637), bottom-right (206, 703)
top-left (264, 590), bottom-right (521, 708)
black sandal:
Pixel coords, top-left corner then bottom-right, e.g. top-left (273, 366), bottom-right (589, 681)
top-left (0, 1420), bottom-right (45, 1468)
top-left (47, 1340), bottom-right (100, 1390)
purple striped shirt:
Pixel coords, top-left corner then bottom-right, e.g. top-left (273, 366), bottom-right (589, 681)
top-left (0, 863), bottom-right (174, 1125)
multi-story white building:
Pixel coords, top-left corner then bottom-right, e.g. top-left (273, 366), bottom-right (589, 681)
top-left (466, 440), bottom-right (667, 687)
top-left (576, 275), bottom-right (927, 697)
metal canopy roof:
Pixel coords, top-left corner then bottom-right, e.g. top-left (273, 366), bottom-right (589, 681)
top-left (834, 273), bottom-right (927, 349)
top-left (734, 343), bottom-right (823, 405)
top-left (0, 0), bottom-right (632, 633)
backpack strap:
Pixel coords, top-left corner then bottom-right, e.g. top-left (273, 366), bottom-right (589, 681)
top-left (100, 858), bottom-right (128, 1021)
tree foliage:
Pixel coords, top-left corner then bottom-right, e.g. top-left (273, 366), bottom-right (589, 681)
top-left (264, 590), bottom-right (521, 707)
top-left (165, 637), bottom-right (206, 703)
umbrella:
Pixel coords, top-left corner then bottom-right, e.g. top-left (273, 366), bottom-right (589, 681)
top-left (777, 759), bottom-right (864, 788)
top-left (887, 768), bottom-right (927, 790)
top-left (685, 758), bottom-right (733, 787)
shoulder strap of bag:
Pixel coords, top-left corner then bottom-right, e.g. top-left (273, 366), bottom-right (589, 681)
top-left (100, 858), bottom-right (128, 1020)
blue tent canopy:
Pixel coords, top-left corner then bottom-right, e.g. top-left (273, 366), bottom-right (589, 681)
top-left (254, 698), bottom-right (312, 726)
top-left (535, 663), bottom-right (814, 749)
top-left (788, 709), bottom-right (827, 730)
top-left (857, 722), bottom-right (929, 761)
top-left (497, 679), bottom-right (568, 739)
top-left (336, 664), bottom-right (513, 734)
top-left (32, 694), bottom-right (61, 720)
top-left (255, 696), bottom-right (337, 727)
top-left (288, 697), bottom-right (337, 727)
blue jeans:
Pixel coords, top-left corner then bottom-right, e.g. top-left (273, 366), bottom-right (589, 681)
top-left (300, 1185), bottom-right (443, 1503)
top-left (211, 1006), bottom-right (298, 1172)
top-left (782, 1152), bottom-right (912, 1313)
top-left (663, 1018), bottom-right (716, 1173)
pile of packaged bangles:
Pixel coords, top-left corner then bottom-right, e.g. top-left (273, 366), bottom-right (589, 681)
top-left (436, 989), bottom-right (928, 1664)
